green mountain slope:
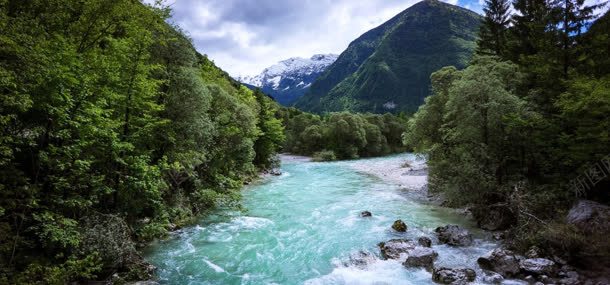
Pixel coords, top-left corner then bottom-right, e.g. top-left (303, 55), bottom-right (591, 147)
top-left (294, 0), bottom-right (482, 113)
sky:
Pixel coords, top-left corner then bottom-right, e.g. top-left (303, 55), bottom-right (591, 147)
top-left (146, 0), bottom-right (606, 78)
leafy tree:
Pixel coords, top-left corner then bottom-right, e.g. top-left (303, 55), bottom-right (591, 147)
top-left (253, 90), bottom-right (286, 169)
top-left (406, 57), bottom-right (533, 204)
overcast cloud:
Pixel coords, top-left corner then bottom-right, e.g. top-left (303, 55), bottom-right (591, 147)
top-left (148, 0), bottom-right (605, 77)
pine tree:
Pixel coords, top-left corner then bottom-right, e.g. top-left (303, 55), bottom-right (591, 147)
top-left (555, 0), bottom-right (603, 78)
top-left (476, 0), bottom-right (512, 58)
top-left (509, 0), bottom-right (554, 62)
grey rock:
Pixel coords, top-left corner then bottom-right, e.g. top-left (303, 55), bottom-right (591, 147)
top-left (520, 258), bottom-right (556, 275)
top-left (567, 200), bottom-right (610, 234)
top-left (392, 219), bottom-right (407, 232)
top-left (418, 236), bottom-right (432, 247)
top-left (482, 271), bottom-right (505, 284)
top-left (478, 248), bottom-right (521, 277)
top-left (360, 211), bottom-right (372, 217)
top-left (435, 225), bottom-right (474, 246)
top-left (378, 239), bottom-right (417, 259)
top-left (432, 267), bottom-right (476, 284)
top-left (403, 247), bottom-right (438, 269)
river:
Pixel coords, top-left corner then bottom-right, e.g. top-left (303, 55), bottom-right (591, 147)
top-left (144, 154), bottom-right (499, 284)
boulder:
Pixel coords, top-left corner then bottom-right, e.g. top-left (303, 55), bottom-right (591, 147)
top-left (473, 204), bottom-right (516, 231)
top-left (567, 200), bottom-right (610, 234)
top-left (435, 225), bottom-right (473, 246)
top-left (477, 248), bottom-right (521, 277)
top-left (481, 271), bottom-right (504, 283)
top-left (418, 236), bottom-right (432, 247)
top-left (392, 219), bottom-right (407, 232)
top-left (519, 258), bottom-right (556, 275)
top-left (360, 211), bottom-right (372, 217)
top-left (432, 267), bottom-right (476, 284)
top-left (403, 247), bottom-right (438, 269)
top-left (269, 168), bottom-right (282, 176)
top-left (378, 239), bottom-right (417, 259)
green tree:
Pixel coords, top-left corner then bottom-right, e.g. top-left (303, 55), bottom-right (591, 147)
top-left (477, 0), bottom-right (511, 57)
top-left (253, 90), bottom-right (286, 169)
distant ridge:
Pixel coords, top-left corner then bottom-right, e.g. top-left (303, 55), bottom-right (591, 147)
top-left (294, 0), bottom-right (482, 113)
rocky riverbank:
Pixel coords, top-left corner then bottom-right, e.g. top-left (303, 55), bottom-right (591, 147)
top-left (350, 155), bottom-right (610, 285)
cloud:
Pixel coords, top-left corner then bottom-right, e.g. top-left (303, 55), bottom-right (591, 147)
top-left (149, 0), bottom-right (481, 77)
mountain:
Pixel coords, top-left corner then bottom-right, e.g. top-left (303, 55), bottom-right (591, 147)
top-left (238, 54), bottom-right (338, 105)
top-left (294, 0), bottom-right (482, 113)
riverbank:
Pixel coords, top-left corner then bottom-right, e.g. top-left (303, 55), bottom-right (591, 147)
top-left (347, 154), bottom-right (448, 206)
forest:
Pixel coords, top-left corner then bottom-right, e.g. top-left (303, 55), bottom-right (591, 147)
top-left (279, 108), bottom-right (408, 161)
top-left (0, 0), bottom-right (286, 283)
top-left (405, 0), bottom-right (609, 268)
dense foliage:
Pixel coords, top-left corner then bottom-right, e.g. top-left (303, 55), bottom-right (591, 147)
top-left (279, 108), bottom-right (408, 160)
top-left (295, 0), bottom-right (482, 114)
top-left (0, 0), bottom-right (284, 283)
top-left (406, 0), bottom-right (609, 265)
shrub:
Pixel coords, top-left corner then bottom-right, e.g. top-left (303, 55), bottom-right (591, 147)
top-left (312, 150), bottom-right (337, 162)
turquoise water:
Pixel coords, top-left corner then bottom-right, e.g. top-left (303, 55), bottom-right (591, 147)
top-left (144, 154), bottom-right (498, 285)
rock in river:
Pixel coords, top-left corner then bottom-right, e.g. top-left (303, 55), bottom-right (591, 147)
top-left (360, 211), bottom-right (372, 217)
top-left (477, 248), bottom-right (521, 277)
top-left (435, 225), bottom-right (473, 246)
top-left (418, 236), bottom-right (432, 247)
top-left (392, 219), bottom-right (407, 232)
top-left (403, 247), bottom-right (438, 269)
top-left (432, 267), bottom-right (476, 284)
top-left (378, 239), bottom-right (417, 259)
top-left (481, 270), bottom-right (504, 283)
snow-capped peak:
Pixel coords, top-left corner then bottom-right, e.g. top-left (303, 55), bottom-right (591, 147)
top-left (236, 54), bottom-right (338, 89)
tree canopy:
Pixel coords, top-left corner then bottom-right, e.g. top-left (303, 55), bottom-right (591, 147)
top-left (0, 0), bottom-right (284, 283)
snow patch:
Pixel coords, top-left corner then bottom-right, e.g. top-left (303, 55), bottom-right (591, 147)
top-left (236, 54), bottom-right (338, 92)
top-left (270, 76), bottom-right (281, 89)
